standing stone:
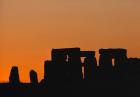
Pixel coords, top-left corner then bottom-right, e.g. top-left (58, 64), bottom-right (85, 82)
top-left (9, 66), bottom-right (20, 85)
top-left (30, 70), bottom-right (38, 85)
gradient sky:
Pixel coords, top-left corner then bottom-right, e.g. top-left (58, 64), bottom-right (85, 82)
top-left (0, 0), bottom-right (140, 82)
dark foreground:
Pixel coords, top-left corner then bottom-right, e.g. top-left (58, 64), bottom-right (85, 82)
top-left (0, 80), bottom-right (140, 97)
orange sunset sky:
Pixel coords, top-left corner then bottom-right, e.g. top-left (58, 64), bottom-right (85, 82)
top-left (0, 0), bottom-right (140, 82)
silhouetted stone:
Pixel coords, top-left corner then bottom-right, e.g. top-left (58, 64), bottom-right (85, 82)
top-left (51, 49), bottom-right (69, 85)
top-left (99, 48), bottom-right (127, 80)
top-left (52, 48), bottom-right (67, 63)
top-left (43, 60), bottom-right (55, 87)
top-left (99, 54), bottom-right (113, 80)
top-left (44, 61), bottom-right (52, 81)
top-left (44, 47), bottom-right (84, 95)
top-left (81, 51), bottom-right (98, 80)
top-left (114, 54), bottom-right (128, 80)
top-left (67, 48), bottom-right (82, 81)
top-left (81, 51), bottom-right (95, 57)
top-left (9, 66), bottom-right (20, 85)
top-left (99, 48), bottom-right (127, 56)
top-left (30, 70), bottom-right (38, 85)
